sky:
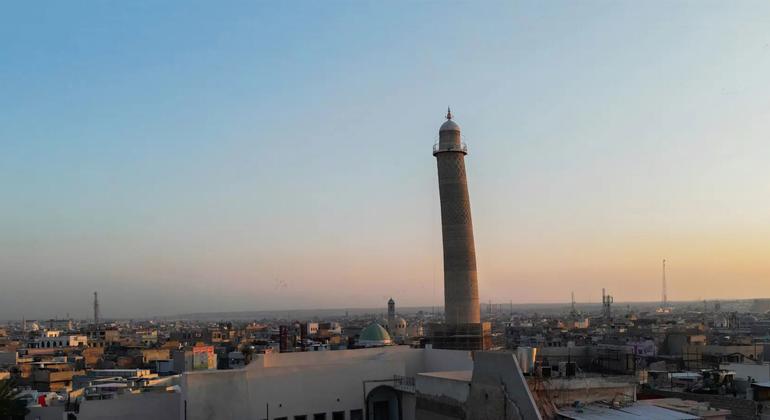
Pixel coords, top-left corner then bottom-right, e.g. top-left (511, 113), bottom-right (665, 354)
top-left (2, 1), bottom-right (770, 319)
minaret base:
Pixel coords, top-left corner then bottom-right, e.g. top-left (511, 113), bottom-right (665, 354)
top-left (427, 322), bottom-right (492, 351)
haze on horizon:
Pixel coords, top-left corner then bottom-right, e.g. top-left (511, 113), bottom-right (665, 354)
top-left (2, 1), bottom-right (770, 319)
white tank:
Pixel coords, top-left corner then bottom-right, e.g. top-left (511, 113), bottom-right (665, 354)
top-left (516, 347), bottom-right (537, 374)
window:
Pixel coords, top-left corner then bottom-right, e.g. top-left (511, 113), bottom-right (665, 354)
top-left (313, 414), bottom-right (326, 420)
top-left (274, 418), bottom-right (287, 420)
top-left (332, 412), bottom-right (344, 420)
top-left (350, 409), bottom-right (363, 420)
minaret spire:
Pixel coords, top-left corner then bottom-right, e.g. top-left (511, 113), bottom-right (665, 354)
top-left (446, 107), bottom-right (453, 120)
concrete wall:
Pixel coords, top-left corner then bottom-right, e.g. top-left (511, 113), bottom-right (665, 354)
top-left (415, 394), bottom-right (465, 420)
top-left (25, 392), bottom-right (180, 420)
top-left (26, 406), bottom-right (65, 420)
top-left (77, 391), bottom-right (181, 420)
top-left (537, 346), bottom-right (591, 363)
top-left (422, 348), bottom-right (474, 373)
top-left (464, 352), bottom-right (541, 420)
top-left (722, 362), bottom-right (770, 382)
top-left (184, 357), bottom-right (402, 420)
top-left (183, 347), bottom-right (473, 420)
top-left (415, 373), bottom-right (470, 404)
top-left (0, 350), bottom-right (16, 367)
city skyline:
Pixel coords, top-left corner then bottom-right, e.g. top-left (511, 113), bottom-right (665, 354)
top-left (3, 1), bottom-right (770, 319)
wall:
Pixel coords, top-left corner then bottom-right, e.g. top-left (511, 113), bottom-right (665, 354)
top-left (141, 348), bottom-right (170, 363)
top-left (26, 406), bottom-right (65, 420)
top-left (183, 346), bottom-right (472, 420)
top-left (77, 391), bottom-right (181, 419)
top-left (464, 352), bottom-right (541, 420)
top-left (421, 348), bottom-right (474, 373)
top-left (537, 346), bottom-right (592, 369)
top-left (415, 373), bottom-right (470, 403)
top-left (0, 351), bottom-right (16, 367)
top-left (184, 351), bottom-right (407, 420)
top-left (722, 362), bottom-right (770, 382)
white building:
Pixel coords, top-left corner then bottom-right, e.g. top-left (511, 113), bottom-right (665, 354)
top-left (182, 346), bottom-right (540, 420)
top-left (29, 335), bottom-right (88, 349)
top-left (23, 346), bottom-right (541, 420)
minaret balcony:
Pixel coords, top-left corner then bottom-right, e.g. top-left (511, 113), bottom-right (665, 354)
top-left (433, 142), bottom-right (468, 155)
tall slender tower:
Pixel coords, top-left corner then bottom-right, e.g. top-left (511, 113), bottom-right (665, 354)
top-left (662, 259), bottom-right (668, 307)
top-left (93, 291), bottom-right (100, 328)
top-left (434, 108), bottom-right (480, 325)
top-left (387, 298), bottom-right (395, 331)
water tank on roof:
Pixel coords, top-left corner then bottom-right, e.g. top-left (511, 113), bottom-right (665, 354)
top-left (516, 347), bottom-right (536, 375)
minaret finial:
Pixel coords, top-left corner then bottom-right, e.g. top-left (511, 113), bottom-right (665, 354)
top-left (446, 107), bottom-right (453, 120)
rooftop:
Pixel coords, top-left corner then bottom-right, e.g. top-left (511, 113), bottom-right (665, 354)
top-left (558, 403), bottom-right (700, 420)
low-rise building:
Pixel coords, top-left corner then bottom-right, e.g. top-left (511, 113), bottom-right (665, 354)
top-left (29, 335), bottom-right (88, 349)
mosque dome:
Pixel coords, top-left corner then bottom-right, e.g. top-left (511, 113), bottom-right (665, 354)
top-left (440, 119), bottom-right (460, 132)
top-left (358, 323), bottom-right (393, 347)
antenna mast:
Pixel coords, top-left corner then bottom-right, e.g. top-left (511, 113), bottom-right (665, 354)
top-left (662, 259), bottom-right (667, 307)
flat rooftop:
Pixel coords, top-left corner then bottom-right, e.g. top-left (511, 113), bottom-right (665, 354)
top-left (558, 403), bottom-right (700, 420)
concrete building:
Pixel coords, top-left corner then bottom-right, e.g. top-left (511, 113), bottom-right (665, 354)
top-left (45, 319), bottom-right (73, 331)
top-left (415, 352), bottom-right (542, 420)
top-left (29, 334), bottom-right (87, 349)
top-left (431, 109), bottom-right (490, 350)
top-left (182, 346), bottom-right (539, 420)
top-left (172, 346), bottom-right (217, 373)
top-left (86, 328), bottom-right (120, 348)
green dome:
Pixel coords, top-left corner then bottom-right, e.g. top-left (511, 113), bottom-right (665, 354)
top-left (359, 323), bottom-right (392, 346)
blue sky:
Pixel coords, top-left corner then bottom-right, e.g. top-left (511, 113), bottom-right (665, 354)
top-left (2, 1), bottom-right (770, 318)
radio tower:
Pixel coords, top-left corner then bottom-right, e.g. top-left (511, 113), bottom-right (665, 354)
top-left (662, 259), bottom-right (667, 308)
top-left (93, 291), bottom-right (100, 329)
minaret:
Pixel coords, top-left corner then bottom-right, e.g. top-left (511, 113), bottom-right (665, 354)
top-left (434, 108), bottom-right (481, 325)
top-left (93, 291), bottom-right (100, 328)
top-left (387, 298), bottom-right (395, 331)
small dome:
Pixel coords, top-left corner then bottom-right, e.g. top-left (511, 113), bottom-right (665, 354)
top-left (359, 323), bottom-right (392, 347)
top-left (440, 119), bottom-right (460, 132)
top-left (388, 298), bottom-right (395, 304)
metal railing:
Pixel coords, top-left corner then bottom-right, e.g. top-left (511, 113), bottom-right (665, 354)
top-left (393, 375), bottom-right (415, 393)
top-left (433, 142), bottom-right (468, 155)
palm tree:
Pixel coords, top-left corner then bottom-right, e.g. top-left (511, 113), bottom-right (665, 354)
top-left (0, 379), bottom-right (28, 420)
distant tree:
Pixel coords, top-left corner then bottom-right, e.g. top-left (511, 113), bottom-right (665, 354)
top-left (0, 379), bottom-right (28, 420)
